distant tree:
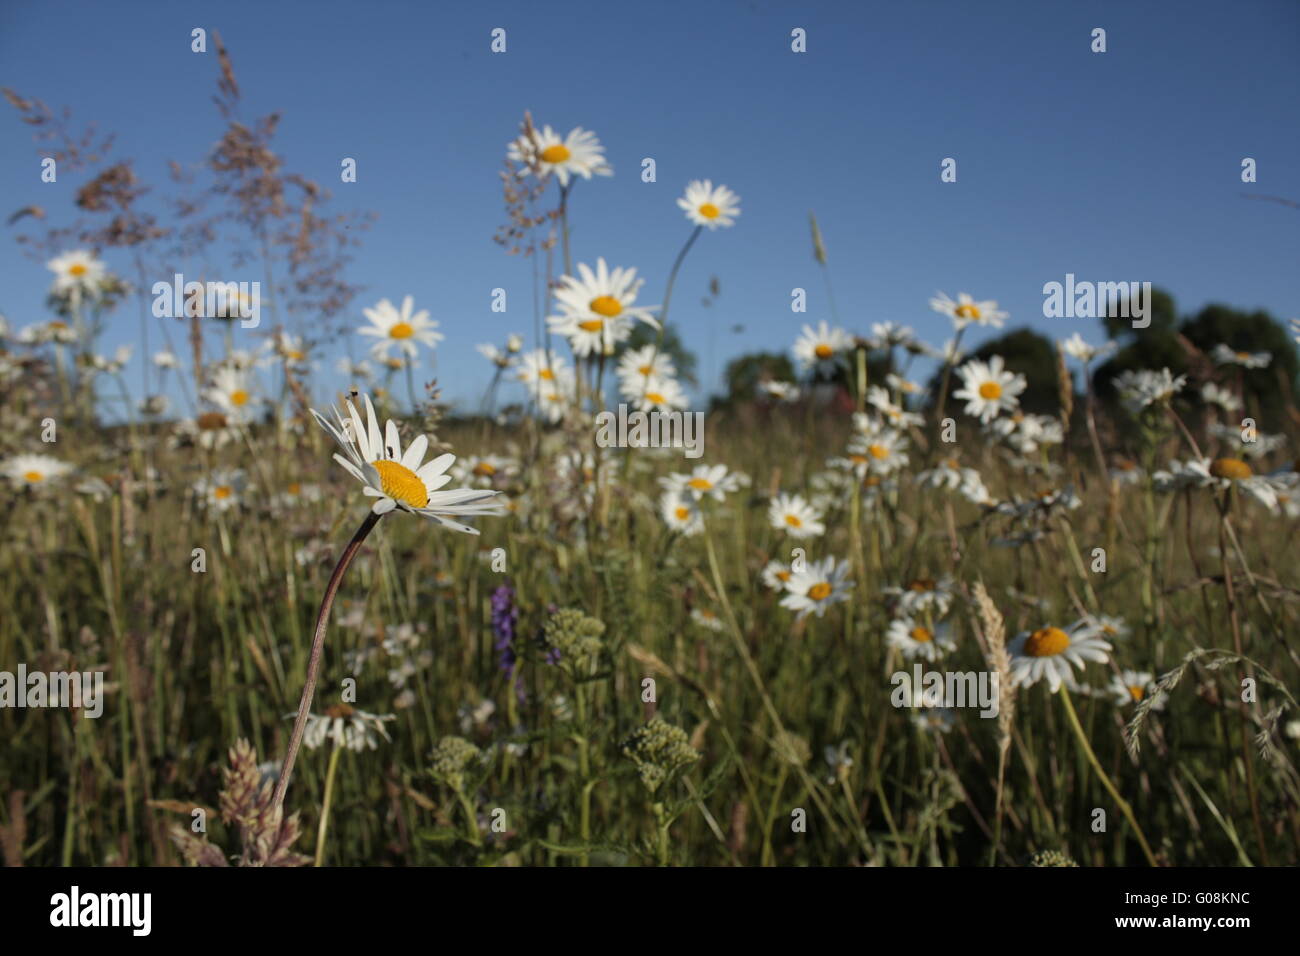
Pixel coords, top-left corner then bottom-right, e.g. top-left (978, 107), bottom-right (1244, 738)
top-left (720, 351), bottom-right (796, 406)
top-left (1093, 290), bottom-right (1298, 426)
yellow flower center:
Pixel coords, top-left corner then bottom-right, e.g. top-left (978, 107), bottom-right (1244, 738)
top-left (538, 367), bottom-right (555, 380)
top-left (1128, 685), bottom-right (1145, 702)
top-left (229, 389), bottom-right (250, 407)
top-left (373, 459), bottom-right (428, 508)
top-left (1024, 626), bottom-right (1070, 657)
top-left (473, 462), bottom-right (497, 477)
top-left (389, 322), bottom-right (415, 339)
top-left (808, 582), bottom-right (832, 601)
top-left (909, 578), bottom-right (936, 592)
top-left (540, 144), bottom-right (571, 164)
top-left (646, 392), bottom-right (666, 405)
top-left (978, 381), bottom-right (1002, 400)
top-left (578, 319), bottom-right (604, 333)
top-left (776, 570), bottom-right (791, 582)
top-left (955, 303), bottom-right (981, 319)
top-left (325, 703), bottom-right (355, 719)
top-left (1237, 351), bottom-right (1251, 361)
top-left (287, 482), bottom-right (301, 495)
top-left (68, 263), bottom-right (88, 277)
top-left (909, 626), bottom-right (933, 643)
top-left (944, 458), bottom-right (960, 469)
top-left (868, 443), bottom-right (889, 459)
top-left (785, 514), bottom-right (802, 528)
top-left (1209, 457), bottom-right (1252, 480)
top-left (698, 202), bottom-right (720, 219)
top-left (197, 412), bottom-right (228, 430)
top-left (814, 344), bottom-right (834, 359)
top-left (674, 506), bottom-right (690, 520)
top-left (23, 470), bottom-right (44, 483)
top-left (589, 295), bottom-right (623, 317)
top-left (213, 485), bottom-right (233, 500)
top-left (638, 364), bottom-right (653, 375)
top-left (687, 477), bottom-right (713, 491)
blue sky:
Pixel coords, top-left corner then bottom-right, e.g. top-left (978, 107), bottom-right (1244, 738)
top-left (2, 0), bottom-right (1297, 411)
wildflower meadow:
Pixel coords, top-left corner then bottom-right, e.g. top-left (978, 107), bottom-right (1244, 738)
top-left (1, 3), bottom-right (1298, 887)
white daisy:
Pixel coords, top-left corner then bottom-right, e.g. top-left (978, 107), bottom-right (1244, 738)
top-left (659, 464), bottom-right (740, 503)
top-left (451, 454), bottom-right (519, 488)
top-left (1211, 344), bottom-right (1270, 369)
top-left (884, 577), bottom-right (955, 617)
top-left (759, 380), bottom-right (801, 403)
top-left (863, 389), bottom-right (924, 428)
top-left (1108, 670), bottom-right (1166, 711)
top-left (2, 453), bottom-right (73, 489)
top-left (1200, 382), bottom-right (1242, 412)
top-left (516, 349), bottom-right (574, 394)
top-left (153, 349), bottom-right (180, 370)
top-left (659, 490), bottom-right (703, 536)
top-left (1114, 368), bottom-right (1186, 413)
top-left (358, 296), bottom-right (443, 360)
top-left (886, 617), bottom-right (957, 662)
top-left (310, 392), bottom-right (506, 532)
top-left (780, 556), bottom-right (854, 620)
top-left (507, 124), bottom-right (612, 186)
top-left (302, 705), bottom-right (396, 752)
top-left (676, 179), bottom-right (741, 229)
top-left (1059, 333), bottom-right (1116, 364)
top-left (616, 344), bottom-right (676, 388)
top-left (761, 559), bottom-right (794, 591)
top-left (870, 322), bottom-right (919, 351)
top-left (953, 355), bottom-right (1026, 423)
top-left (768, 493), bottom-right (825, 539)
top-left (47, 249), bottom-right (106, 300)
top-left (477, 343), bottom-right (515, 370)
top-left (628, 376), bottom-right (689, 413)
top-left (1008, 621), bottom-right (1111, 692)
top-left (929, 291), bottom-right (1008, 331)
top-left (547, 259), bottom-right (659, 357)
top-left (203, 367), bottom-right (258, 423)
top-left (690, 607), bottom-right (726, 632)
top-left (792, 321), bottom-right (854, 377)
top-left (194, 468), bottom-right (248, 513)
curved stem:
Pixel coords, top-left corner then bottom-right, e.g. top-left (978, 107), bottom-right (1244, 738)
top-left (314, 743), bottom-right (343, 866)
top-left (1059, 686), bottom-right (1158, 866)
top-left (272, 510), bottom-right (382, 816)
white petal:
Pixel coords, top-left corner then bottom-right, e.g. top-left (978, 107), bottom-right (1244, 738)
top-left (401, 434), bottom-right (428, 470)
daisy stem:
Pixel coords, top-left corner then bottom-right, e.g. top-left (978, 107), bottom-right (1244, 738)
top-left (641, 226), bottom-right (703, 401)
top-left (933, 327), bottom-right (965, 427)
top-left (272, 510), bottom-right (382, 817)
top-left (1058, 686), bottom-right (1158, 866)
top-left (313, 742), bottom-right (343, 866)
